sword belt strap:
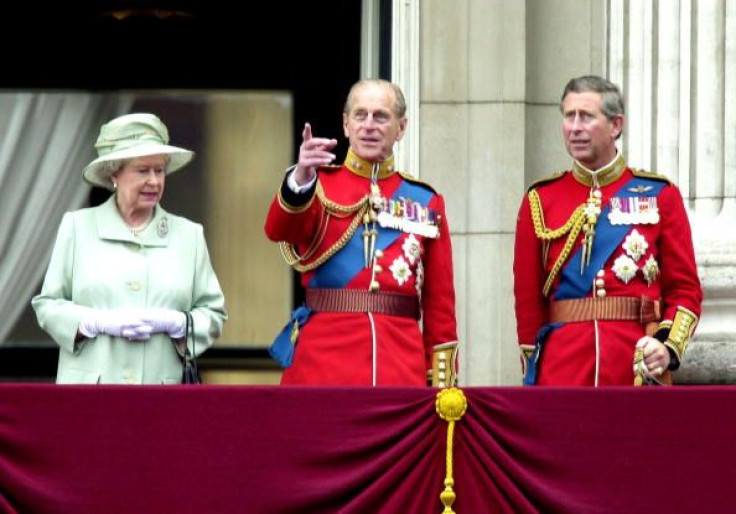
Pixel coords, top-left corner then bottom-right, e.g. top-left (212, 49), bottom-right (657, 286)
top-left (549, 296), bottom-right (661, 324)
top-left (306, 288), bottom-right (420, 320)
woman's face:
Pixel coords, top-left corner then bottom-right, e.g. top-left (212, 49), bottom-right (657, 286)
top-left (112, 155), bottom-right (167, 215)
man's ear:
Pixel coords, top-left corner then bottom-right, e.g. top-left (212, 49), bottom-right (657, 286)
top-left (395, 117), bottom-right (408, 142)
top-left (342, 112), bottom-right (349, 138)
top-left (610, 114), bottom-right (624, 140)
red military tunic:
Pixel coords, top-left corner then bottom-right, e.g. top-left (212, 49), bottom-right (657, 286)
top-left (514, 154), bottom-right (702, 386)
top-left (265, 149), bottom-right (457, 385)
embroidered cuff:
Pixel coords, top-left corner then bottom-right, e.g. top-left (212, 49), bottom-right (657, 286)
top-left (520, 344), bottom-right (535, 376)
top-left (429, 341), bottom-right (459, 388)
top-left (662, 306), bottom-right (699, 361)
top-left (278, 168), bottom-right (317, 213)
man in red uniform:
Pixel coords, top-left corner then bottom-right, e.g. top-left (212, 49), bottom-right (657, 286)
top-left (514, 75), bottom-right (702, 386)
top-left (265, 79), bottom-right (457, 386)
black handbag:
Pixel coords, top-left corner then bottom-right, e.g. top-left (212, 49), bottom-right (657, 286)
top-left (181, 312), bottom-right (202, 385)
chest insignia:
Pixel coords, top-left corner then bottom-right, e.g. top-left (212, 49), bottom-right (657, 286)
top-left (402, 233), bottom-right (422, 265)
top-left (608, 196), bottom-right (660, 225)
top-left (622, 229), bottom-right (648, 262)
top-left (642, 255), bottom-right (660, 285)
top-left (612, 254), bottom-right (638, 284)
top-left (628, 185), bottom-right (653, 193)
top-left (376, 196), bottom-right (440, 238)
top-left (389, 255), bottom-right (412, 285)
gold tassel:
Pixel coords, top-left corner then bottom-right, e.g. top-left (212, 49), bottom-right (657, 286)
top-left (289, 320), bottom-right (300, 344)
top-left (362, 213), bottom-right (371, 267)
top-left (633, 347), bottom-right (645, 386)
top-left (436, 388), bottom-right (468, 514)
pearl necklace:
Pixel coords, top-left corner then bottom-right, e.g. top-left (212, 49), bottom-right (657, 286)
top-left (127, 214), bottom-right (154, 236)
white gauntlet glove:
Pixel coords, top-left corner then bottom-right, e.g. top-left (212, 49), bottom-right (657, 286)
top-left (140, 308), bottom-right (187, 339)
top-left (79, 309), bottom-right (153, 341)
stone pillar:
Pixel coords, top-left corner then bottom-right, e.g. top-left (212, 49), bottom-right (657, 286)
top-left (418, 0), bottom-right (526, 385)
top-left (411, 0), bottom-right (607, 385)
top-left (607, 0), bottom-right (736, 383)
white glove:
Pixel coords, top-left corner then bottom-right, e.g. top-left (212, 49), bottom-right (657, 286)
top-left (139, 308), bottom-right (187, 339)
top-left (79, 309), bottom-right (153, 341)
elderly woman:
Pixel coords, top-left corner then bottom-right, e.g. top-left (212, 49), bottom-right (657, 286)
top-left (32, 113), bottom-right (227, 384)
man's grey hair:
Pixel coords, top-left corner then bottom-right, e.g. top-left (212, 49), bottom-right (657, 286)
top-left (343, 78), bottom-right (407, 119)
top-left (560, 75), bottom-right (625, 120)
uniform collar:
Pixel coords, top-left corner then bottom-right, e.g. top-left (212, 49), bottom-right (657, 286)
top-left (95, 195), bottom-right (170, 247)
top-left (344, 148), bottom-right (396, 179)
top-left (572, 152), bottom-right (626, 187)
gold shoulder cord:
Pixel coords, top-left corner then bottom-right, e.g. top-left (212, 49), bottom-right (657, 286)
top-left (280, 182), bottom-right (370, 273)
top-left (528, 189), bottom-right (586, 296)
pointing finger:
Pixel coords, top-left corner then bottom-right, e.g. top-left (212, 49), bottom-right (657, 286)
top-left (302, 122), bottom-right (312, 142)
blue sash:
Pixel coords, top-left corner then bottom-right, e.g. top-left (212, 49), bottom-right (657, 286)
top-left (523, 322), bottom-right (563, 386)
top-left (269, 306), bottom-right (312, 368)
top-left (555, 177), bottom-right (666, 300)
top-left (309, 179), bottom-right (434, 288)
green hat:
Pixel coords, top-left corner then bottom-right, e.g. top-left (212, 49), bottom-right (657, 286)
top-left (83, 113), bottom-right (194, 190)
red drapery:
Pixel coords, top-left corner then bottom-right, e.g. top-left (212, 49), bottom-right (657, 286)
top-left (0, 385), bottom-right (733, 513)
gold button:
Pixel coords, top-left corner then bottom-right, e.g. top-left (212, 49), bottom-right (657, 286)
top-left (129, 281), bottom-right (141, 291)
top-left (374, 264), bottom-right (383, 273)
top-left (375, 249), bottom-right (384, 259)
top-left (596, 270), bottom-right (605, 277)
top-left (128, 243), bottom-right (140, 252)
top-left (595, 278), bottom-right (605, 287)
top-left (596, 289), bottom-right (607, 297)
top-left (369, 281), bottom-right (380, 291)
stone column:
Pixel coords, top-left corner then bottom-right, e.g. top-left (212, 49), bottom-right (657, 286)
top-left (418, 0), bottom-right (526, 385)
top-left (410, 0), bottom-right (607, 385)
top-left (608, 0), bottom-right (736, 383)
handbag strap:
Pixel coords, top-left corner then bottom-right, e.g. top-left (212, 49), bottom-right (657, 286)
top-left (184, 311), bottom-right (198, 373)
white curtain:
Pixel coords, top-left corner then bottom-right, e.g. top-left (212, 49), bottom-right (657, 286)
top-left (0, 93), bottom-right (133, 343)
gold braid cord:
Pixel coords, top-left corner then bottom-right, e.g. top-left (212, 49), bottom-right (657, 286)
top-left (436, 388), bottom-right (468, 514)
top-left (280, 182), bottom-right (370, 273)
top-left (528, 190), bottom-right (586, 296)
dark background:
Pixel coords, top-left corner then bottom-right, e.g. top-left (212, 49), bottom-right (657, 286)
top-left (1, 0), bottom-right (375, 380)
top-left (1, 1), bottom-right (364, 158)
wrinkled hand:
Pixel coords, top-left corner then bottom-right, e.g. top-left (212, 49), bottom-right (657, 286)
top-left (293, 122), bottom-right (337, 185)
top-left (139, 308), bottom-right (187, 339)
top-left (635, 336), bottom-right (671, 378)
top-left (79, 309), bottom-right (153, 341)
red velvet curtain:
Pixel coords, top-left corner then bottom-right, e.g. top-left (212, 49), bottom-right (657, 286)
top-left (0, 385), bottom-right (733, 513)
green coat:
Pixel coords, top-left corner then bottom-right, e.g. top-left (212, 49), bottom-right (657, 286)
top-left (32, 196), bottom-right (227, 384)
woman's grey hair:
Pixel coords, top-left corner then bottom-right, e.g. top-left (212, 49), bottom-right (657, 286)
top-left (344, 79), bottom-right (407, 119)
top-left (102, 155), bottom-right (172, 182)
top-left (560, 75), bottom-right (625, 120)
top-left (100, 159), bottom-right (127, 178)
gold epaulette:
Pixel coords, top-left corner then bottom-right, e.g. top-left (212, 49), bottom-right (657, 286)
top-left (631, 168), bottom-right (672, 184)
top-left (527, 170), bottom-right (566, 192)
top-left (398, 171), bottom-right (438, 194)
